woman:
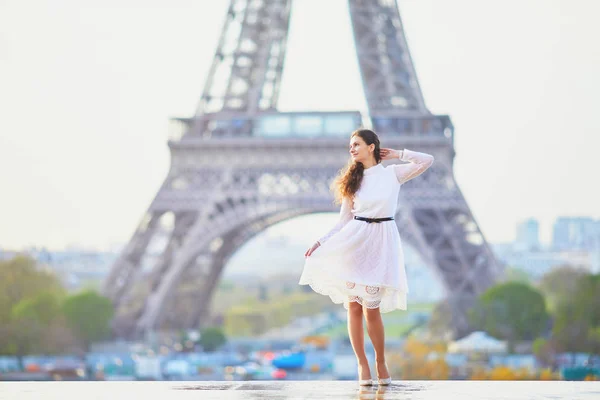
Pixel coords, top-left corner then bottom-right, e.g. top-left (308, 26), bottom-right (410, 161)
top-left (299, 128), bottom-right (434, 386)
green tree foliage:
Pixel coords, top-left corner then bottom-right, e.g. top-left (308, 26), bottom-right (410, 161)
top-left (0, 317), bottom-right (44, 370)
top-left (62, 290), bottom-right (114, 352)
top-left (0, 291), bottom-right (76, 369)
top-left (503, 266), bottom-right (532, 284)
top-left (12, 291), bottom-right (64, 325)
top-left (469, 282), bottom-right (550, 348)
top-left (538, 265), bottom-right (589, 313)
top-left (199, 327), bottom-right (227, 352)
top-left (0, 255), bottom-right (64, 324)
top-left (551, 274), bottom-right (600, 354)
top-left (0, 257), bottom-right (73, 369)
top-left (0, 257), bottom-right (116, 366)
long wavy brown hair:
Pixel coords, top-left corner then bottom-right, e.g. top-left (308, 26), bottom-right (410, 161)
top-left (331, 128), bottom-right (381, 205)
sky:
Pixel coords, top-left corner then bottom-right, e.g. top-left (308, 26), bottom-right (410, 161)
top-left (0, 0), bottom-right (599, 251)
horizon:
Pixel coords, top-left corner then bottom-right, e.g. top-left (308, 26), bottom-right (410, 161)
top-left (1, 213), bottom-right (592, 253)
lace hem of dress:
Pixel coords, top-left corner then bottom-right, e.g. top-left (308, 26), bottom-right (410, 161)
top-left (347, 295), bottom-right (382, 309)
top-left (300, 275), bottom-right (407, 313)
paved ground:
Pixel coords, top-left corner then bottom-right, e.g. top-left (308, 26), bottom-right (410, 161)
top-left (1, 380), bottom-right (600, 399)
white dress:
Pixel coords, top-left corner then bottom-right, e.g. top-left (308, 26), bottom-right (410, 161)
top-left (298, 149), bottom-right (435, 312)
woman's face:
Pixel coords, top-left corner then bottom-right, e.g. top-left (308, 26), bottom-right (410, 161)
top-left (349, 135), bottom-right (373, 163)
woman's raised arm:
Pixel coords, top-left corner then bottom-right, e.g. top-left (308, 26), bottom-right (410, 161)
top-left (392, 149), bottom-right (435, 185)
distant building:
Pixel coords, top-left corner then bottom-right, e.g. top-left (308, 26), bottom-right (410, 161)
top-left (515, 218), bottom-right (540, 251)
top-left (492, 214), bottom-right (600, 277)
top-left (494, 247), bottom-right (594, 280)
top-left (17, 248), bottom-right (119, 291)
top-left (552, 217), bottom-right (600, 251)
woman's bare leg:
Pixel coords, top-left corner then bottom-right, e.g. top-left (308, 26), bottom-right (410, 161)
top-left (364, 306), bottom-right (390, 379)
top-left (347, 300), bottom-right (371, 380)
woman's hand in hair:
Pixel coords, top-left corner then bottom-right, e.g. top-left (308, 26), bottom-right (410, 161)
top-left (305, 241), bottom-right (321, 257)
top-left (379, 148), bottom-right (401, 161)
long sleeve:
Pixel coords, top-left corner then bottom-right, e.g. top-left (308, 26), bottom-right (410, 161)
top-left (317, 196), bottom-right (354, 245)
top-left (392, 148), bottom-right (435, 185)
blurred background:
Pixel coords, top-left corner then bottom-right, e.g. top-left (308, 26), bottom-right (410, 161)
top-left (0, 0), bottom-right (599, 382)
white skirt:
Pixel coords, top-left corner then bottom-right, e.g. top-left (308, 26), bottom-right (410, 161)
top-left (299, 218), bottom-right (409, 312)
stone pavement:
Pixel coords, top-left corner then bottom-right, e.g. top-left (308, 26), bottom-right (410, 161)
top-left (1, 380), bottom-right (599, 399)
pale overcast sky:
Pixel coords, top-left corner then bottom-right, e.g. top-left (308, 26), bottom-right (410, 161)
top-left (0, 0), bottom-right (598, 251)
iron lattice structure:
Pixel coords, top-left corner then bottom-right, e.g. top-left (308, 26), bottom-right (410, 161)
top-left (103, 0), bottom-right (504, 339)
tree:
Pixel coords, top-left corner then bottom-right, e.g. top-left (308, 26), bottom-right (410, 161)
top-left (12, 291), bottom-right (64, 325)
top-left (199, 327), bottom-right (227, 352)
top-left (0, 256), bottom-right (69, 369)
top-left (0, 255), bottom-right (64, 325)
top-left (469, 282), bottom-right (550, 350)
top-left (503, 266), bottom-right (532, 284)
top-left (62, 290), bottom-right (114, 352)
top-left (0, 291), bottom-right (75, 370)
top-left (538, 265), bottom-right (589, 313)
top-left (0, 306), bottom-right (44, 370)
top-left (551, 274), bottom-right (600, 354)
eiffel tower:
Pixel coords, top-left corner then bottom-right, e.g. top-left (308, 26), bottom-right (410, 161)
top-left (103, 0), bottom-right (504, 339)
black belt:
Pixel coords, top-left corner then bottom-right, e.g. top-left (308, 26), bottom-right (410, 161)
top-left (354, 216), bottom-right (394, 224)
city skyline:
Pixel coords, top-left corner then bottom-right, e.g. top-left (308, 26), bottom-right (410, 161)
top-left (1, 0), bottom-right (599, 251)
